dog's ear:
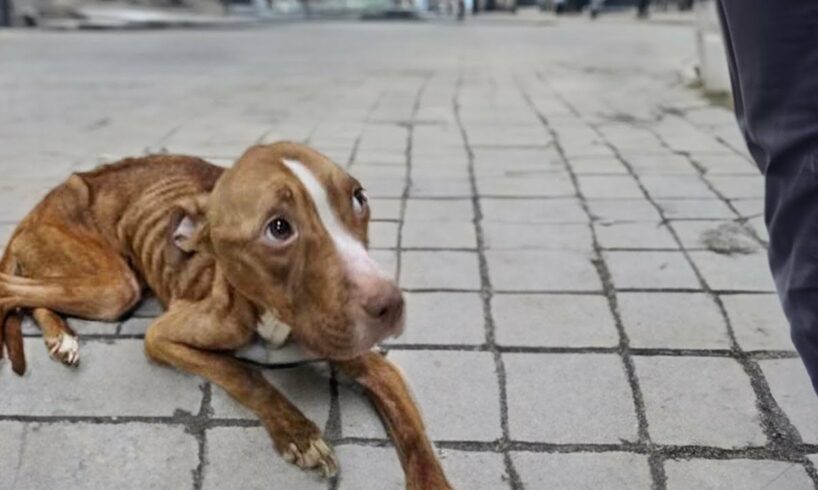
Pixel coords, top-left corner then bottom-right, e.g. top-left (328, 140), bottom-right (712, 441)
top-left (168, 195), bottom-right (210, 255)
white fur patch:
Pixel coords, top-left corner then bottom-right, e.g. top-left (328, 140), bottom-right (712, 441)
top-left (281, 158), bottom-right (382, 279)
top-left (257, 311), bottom-right (292, 349)
top-left (48, 333), bottom-right (79, 365)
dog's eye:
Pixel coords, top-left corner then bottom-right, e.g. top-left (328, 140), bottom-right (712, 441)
top-left (265, 217), bottom-right (295, 244)
top-left (352, 188), bottom-right (368, 216)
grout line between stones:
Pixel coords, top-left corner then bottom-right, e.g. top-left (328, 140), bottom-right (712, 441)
top-left (516, 73), bottom-right (667, 490)
top-left (454, 71), bottom-right (524, 490)
top-left (541, 73), bottom-right (815, 485)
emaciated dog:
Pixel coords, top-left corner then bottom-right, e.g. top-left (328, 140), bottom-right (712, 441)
top-left (0, 142), bottom-right (452, 489)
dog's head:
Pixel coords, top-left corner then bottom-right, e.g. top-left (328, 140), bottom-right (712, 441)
top-left (174, 142), bottom-right (404, 360)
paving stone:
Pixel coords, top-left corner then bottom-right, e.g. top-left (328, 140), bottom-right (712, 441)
top-left (210, 365), bottom-right (331, 429)
top-left (595, 222), bottom-right (678, 249)
top-left (409, 178), bottom-right (472, 198)
top-left (624, 153), bottom-right (697, 175)
top-left (334, 446), bottom-right (509, 490)
top-left (119, 316), bottom-right (153, 335)
top-left (691, 153), bottom-right (758, 175)
top-left (391, 292), bottom-right (485, 345)
top-left (748, 214), bottom-right (769, 242)
top-left (472, 147), bottom-right (559, 169)
top-left (587, 199), bottom-right (661, 222)
top-left (731, 198), bottom-right (764, 218)
top-left (0, 339), bottom-right (202, 417)
top-left (369, 221), bottom-right (399, 248)
top-left (363, 178), bottom-right (406, 198)
top-left (655, 199), bottom-right (737, 220)
top-left (476, 175), bottom-right (575, 197)
top-left (604, 251), bottom-right (700, 289)
top-left (706, 175), bottom-right (765, 199)
top-left (337, 382), bottom-right (387, 439)
top-left (486, 250), bottom-right (602, 292)
top-left (758, 358), bottom-right (818, 444)
top-left (481, 198), bottom-right (588, 224)
top-left (334, 445), bottom-right (405, 490)
top-left (664, 458), bottom-right (813, 490)
top-left (494, 294), bottom-right (617, 347)
top-left (404, 198), bottom-right (474, 222)
top-left (669, 220), bottom-right (761, 253)
top-left (721, 294), bottom-right (794, 351)
top-left (370, 198), bottom-right (402, 221)
top-left (401, 221), bottom-right (477, 249)
top-left (505, 353), bottom-right (638, 443)
top-left (569, 156), bottom-right (629, 175)
top-left (340, 350), bottom-right (502, 441)
top-left (482, 222), bottom-right (593, 251)
top-left (204, 426), bottom-right (326, 490)
top-left (617, 292), bottom-right (730, 349)
top-left (466, 125), bottom-right (551, 147)
top-left (399, 251), bottom-right (481, 289)
top-left (0, 421), bottom-right (198, 490)
top-left (577, 175), bottom-right (644, 199)
top-left (634, 356), bottom-right (765, 447)
top-left (688, 251), bottom-right (775, 292)
top-left (512, 452), bottom-right (652, 490)
top-left (639, 175), bottom-right (718, 199)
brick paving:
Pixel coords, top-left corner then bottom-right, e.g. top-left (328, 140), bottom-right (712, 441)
top-left (1, 14), bottom-right (817, 490)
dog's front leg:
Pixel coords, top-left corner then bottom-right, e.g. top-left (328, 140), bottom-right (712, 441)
top-left (335, 352), bottom-right (453, 490)
top-left (144, 303), bottom-right (337, 477)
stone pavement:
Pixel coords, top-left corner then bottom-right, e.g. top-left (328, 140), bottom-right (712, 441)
top-left (1, 13), bottom-right (817, 490)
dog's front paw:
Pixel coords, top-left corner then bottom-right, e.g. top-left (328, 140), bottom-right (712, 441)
top-left (282, 435), bottom-right (337, 477)
top-left (271, 417), bottom-right (337, 477)
top-left (44, 333), bottom-right (79, 367)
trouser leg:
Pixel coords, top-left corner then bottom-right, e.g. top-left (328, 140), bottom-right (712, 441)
top-left (717, 0), bottom-right (818, 394)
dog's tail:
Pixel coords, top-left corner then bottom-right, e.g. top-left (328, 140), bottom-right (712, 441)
top-left (0, 249), bottom-right (25, 375)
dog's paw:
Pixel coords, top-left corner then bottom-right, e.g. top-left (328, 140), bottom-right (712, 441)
top-left (45, 333), bottom-right (79, 367)
top-left (282, 435), bottom-right (337, 477)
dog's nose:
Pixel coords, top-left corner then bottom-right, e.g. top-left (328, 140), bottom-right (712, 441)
top-left (363, 283), bottom-right (404, 329)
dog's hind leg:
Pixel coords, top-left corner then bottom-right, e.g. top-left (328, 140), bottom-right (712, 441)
top-left (0, 226), bottom-right (140, 375)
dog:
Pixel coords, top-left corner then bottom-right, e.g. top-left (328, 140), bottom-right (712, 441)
top-left (0, 141), bottom-right (452, 489)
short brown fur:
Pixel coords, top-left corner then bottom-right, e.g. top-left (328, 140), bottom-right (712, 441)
top-left (0, 142), bottom-right (451, 489)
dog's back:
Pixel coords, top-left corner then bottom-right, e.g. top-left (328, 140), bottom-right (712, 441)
top-left (6, 155), bottom-right (226, 303)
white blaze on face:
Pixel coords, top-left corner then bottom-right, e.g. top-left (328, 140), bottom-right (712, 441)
top-left (281, 158), bottom-right (384, 280)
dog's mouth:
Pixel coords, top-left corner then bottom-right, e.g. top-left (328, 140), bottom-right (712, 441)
top-left (301, 316), bottom-right (405, 362)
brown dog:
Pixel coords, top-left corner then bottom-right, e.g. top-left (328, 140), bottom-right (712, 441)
top-left (0, 142), bottom-right (452, 489)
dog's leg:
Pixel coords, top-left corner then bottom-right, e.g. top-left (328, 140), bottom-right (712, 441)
top-left (145, 303), bottom-right (338, 477)
top-left (0, 226), bottom-right (139, 374)
top-left (32, 308), bottom-right (79, 367)
top-left (335, 352), bottom-right (452, 490)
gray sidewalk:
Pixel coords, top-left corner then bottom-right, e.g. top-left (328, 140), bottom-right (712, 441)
top-left (1, 16), bottom-right (817, 490)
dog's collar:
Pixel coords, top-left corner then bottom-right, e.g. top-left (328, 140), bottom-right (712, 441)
top-left (232, 310), bottom-right (323, 368)
top-left (233, 335), bottom-right (325, 369)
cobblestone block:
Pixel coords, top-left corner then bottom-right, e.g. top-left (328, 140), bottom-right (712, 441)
top-left (494, 294), bottom-right (617, 347)
top-left (634, 356), bottom-right (765, 447)
top-left (505, 353), bottom-right (639, 443)
top-left (0, 422), bottom-right (199, 490)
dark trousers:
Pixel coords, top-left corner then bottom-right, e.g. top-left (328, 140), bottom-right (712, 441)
top-left (717, 0), bottom-right (818, 394)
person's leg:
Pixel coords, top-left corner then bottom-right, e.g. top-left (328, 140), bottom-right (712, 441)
top-left (717, 0), bottom-right (818, 394)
